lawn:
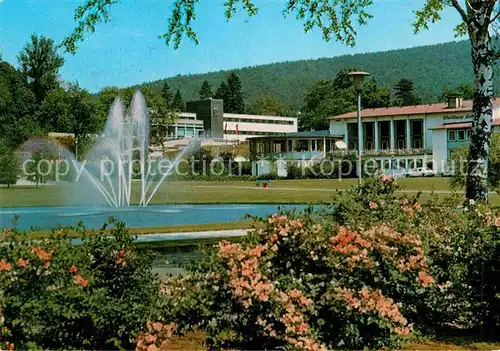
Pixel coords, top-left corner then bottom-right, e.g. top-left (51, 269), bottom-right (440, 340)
top-left (0, 177), bottom-right (479, 208)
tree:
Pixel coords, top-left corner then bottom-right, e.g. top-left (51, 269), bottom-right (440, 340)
top-left (0, 141), bottom-right (19, 188)
top-left (63, 0), bottom-right (499, 200)
top-left (161, 81), bottom-right (173, 107)
top-left (18, 34), bottom-right (64, 103)
top-left (413, 0), bottom-right (500, 201)
top-left (172, 89), bottom-right (184, 112)
top-left (393, 78), bottom-right (421, 106)
top-left (141, 87), bottom-right (177, 152)
top-left (363, 78), bottom-right (391, 108)
top-left (226, 72), bottom-right (245, 113)
top-left (300, 69), bottom-right (391, 131)
top-left (247, 95), bottom-right (288, 116)
top-left (0, 60), bottom-right (39, 147)
top-left (198, 80), bottom-right (213, 100)
top-left (214, 81), bottom-right (229, 103)
top-left (66, 85), bottom-right (105, 159)
top-left (213, 74), bottom-right (245, 113)
top-left (440, 83), bottom-right (475, 101)
top-left (36, 87), bottom-right (71, 132)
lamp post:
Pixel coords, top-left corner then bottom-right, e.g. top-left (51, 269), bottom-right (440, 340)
top-left (348, 71), bottom-right (370, 187)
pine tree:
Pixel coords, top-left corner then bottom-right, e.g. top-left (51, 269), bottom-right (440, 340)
top-left (394, 78), bottom-right (420, 106)
top-left (214, 81), bottom-right (229, 111)
top-left (172, 89), bottom-right (184, 111)
top-left (161, 81), bottom-right (173, 108)
top-left (199, 80), bottom-right (213, 100)
top-left (226, 72), bottom-right (245, 113)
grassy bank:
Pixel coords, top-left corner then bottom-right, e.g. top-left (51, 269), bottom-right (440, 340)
top-left (0, 178), bottom-right (481, 208)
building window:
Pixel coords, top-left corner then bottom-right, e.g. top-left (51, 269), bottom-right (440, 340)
top-left (448, 130), bottom-right (456, 141)
top-left (467, 129), bottom-right (472, 139)
top-left (223, 117), bottom-right (295, 125)
top-left (457, 130), bottom-right (466, 141)
top-left (296, 139), bottom-right (308, 152)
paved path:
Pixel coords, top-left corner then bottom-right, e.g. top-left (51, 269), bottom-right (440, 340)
top-left (134, 229), bottom-right (248, 243)
top-left (187, 185), bottom-right (464, 194)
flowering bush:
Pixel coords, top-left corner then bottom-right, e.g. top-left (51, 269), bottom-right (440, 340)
top-left (0, 219), bottom-right (160, 349)
top-left (159, 185), bottom-right (435, 349)
top-left (330, 176), bottom-right (500, 330)
top-left (156, 176), bottom-right (500, 348)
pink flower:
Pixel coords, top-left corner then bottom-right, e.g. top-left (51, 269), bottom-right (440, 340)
top-left (418, 271), bottom-right (434, 287)
top-left (74, 275), bottom-right (89, 287)
top-left (17, 258), bottom-right (29, 267)
top-left (369, 201), bottom-right (378, 209)
top-left (31, 246), bottom-right (52, 262)
top-left (381, 174), bottom-right (393, 183)
top-left (69, 265), bottom-right (78, 273)
top-left (0, 259), bottom-right (12, 271)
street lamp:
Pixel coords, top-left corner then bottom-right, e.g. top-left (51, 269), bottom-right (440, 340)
top-left (348, 71), bottom-right (370, 187)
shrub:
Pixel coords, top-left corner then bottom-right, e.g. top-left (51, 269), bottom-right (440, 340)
top-left (328, 176), bottom-right (500, 331)
top-left (0, 219), bottom-right (160, 350)
top-left (156, 176), bottom-right (500, 348)
top-left (159, 187), bottom-right (435, 349)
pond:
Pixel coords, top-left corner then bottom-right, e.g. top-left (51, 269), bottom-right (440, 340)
top-left (0, 204), bottom-right (309, 231)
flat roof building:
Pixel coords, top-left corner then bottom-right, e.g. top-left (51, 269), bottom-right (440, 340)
top-left (167, 98), bottom-right (298, 141)
top-left (247, 97), bottom-right (500, 177)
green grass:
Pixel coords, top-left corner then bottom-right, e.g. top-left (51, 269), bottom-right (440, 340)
top-left (0, 177), bottom-right (469, 208)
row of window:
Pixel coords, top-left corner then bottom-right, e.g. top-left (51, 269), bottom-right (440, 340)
top-left (225, 130), bottom-right (281, 136)
top-left (448, 129), bottom-right (472, 142)
top-left (224, 117), bottom-right (295, 125)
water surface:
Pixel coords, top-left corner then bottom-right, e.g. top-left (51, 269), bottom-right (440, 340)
top-left (0, 204), bottom-right (307, 231)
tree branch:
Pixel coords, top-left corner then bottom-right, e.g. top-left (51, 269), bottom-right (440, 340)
top-left (450, 0), bottom-right (468, 21)
top-left (490, 8), bottom-right (500, 24)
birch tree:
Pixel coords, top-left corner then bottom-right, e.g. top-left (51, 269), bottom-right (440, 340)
top-left (62, 0), bottom-right (499, 200)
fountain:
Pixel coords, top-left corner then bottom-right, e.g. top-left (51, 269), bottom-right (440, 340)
top-left (4, 90), bottom-right (306, 232)
top-left (20, 90), bottom-right (196, 208)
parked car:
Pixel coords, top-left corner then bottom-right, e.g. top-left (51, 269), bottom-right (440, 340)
top-left (406, 167), bottom-right (435, 177)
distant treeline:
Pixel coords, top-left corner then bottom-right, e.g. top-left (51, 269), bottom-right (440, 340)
top-left (137, 39), bottom-right (500, 110)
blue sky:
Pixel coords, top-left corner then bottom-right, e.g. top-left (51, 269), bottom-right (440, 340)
top-left (0, 0), bottom-right (463, 93)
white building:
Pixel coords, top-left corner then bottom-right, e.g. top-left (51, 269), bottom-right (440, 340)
top-left (328, 97), bottom-right (500, 172)
top-left (166, 99), bottom-right (297, 141)
top-left (222, 113), bottom-right (297, 141)
top-left (248, 97), bottom-right (500, 176)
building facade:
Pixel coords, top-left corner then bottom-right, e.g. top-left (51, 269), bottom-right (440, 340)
top-left (167, 99), bottom-right (297, 141)
top-left (328, 97), bottom-right (500, 173)
top-left (248, 131), bottom-right (344, 176)
top-left (248, 97), bottom-right (500, 176)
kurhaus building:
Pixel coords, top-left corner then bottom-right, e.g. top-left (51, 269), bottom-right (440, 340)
top-left (166, 98), bottom-right (297, 141)
top-left (248, 97), bottom-right (500, 176)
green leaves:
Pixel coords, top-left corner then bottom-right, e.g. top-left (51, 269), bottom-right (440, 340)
top-left (18, 34), bottom-right (64, 103)
top-left (413, 0), bottom-right (445, 34)
top-left (61, 0), bottom-right (119, 55)
top-left (0, 219), bottom-right (160, 349)
top-left (284, 0), bottom-right (373, 47)
top-left (62, 0), bottom-right (374, 53)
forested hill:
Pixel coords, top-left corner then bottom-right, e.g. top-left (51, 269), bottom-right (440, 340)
top-left (139, 39), bottom-right (500, 109)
